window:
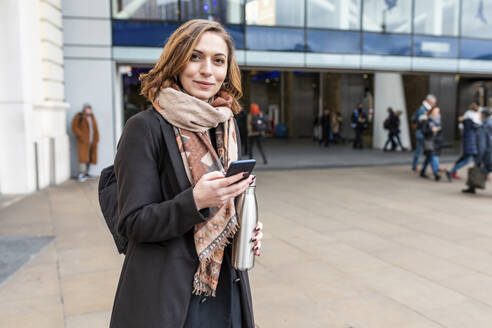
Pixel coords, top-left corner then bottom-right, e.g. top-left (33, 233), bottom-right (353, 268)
top-left (461, 0), bottom-right (492, 39)
top-left (245, 0), bottom-right (304, 27)
top-left (363, 0), bottom-right (413, 33)
top-left (307, 0), bottom-right (361, 30)
top-left (181, 0), bottom-right (244, 24)
top-left (113, 0), bottom-right (180, 20)
top-left (413, 0), bottom-right (459, 36)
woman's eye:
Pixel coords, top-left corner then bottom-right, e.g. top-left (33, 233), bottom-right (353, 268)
top-left (215, 58), bottom-right (225, 65)
top-left (190, 53), bottom-right (200, 61)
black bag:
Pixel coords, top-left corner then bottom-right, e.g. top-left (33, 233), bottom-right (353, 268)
top-left (98, 165), bottom-right (127, 254)
top-left (466, 166), bottom-right (487, 189)
top-left (423, 138), bottom-right (434, 153)
top-left (252, 114), bottom-right (267, 132)
top-left (383, 118), bottom-right (390, 130)
top-left (98, 110), bottom-right (165, 254)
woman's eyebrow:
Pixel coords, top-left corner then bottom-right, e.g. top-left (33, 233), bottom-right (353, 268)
top-left (193, 49), bottom-right (226, 57)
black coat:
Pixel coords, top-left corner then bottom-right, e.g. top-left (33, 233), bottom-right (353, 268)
top-left (422, 117), bottom-right (442, 156)
top-left (110, 109), bottom-right (254, 328)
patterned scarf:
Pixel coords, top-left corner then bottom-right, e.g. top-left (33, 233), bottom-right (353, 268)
top-left (153, 87), bottom-right (239, 296)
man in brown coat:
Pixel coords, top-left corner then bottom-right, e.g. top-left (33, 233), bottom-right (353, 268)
top-left (71, 103), bottom-right (99, 181)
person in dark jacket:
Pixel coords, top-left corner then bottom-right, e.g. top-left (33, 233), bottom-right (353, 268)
top-left (393, 110), bottom-right (407, 151)
top-left (247, 103), bottom-right (268, 164)
top-left (412, 94), bottom-right (436, 172)
top-left (320, 108), bottom-right (331, 147)
top-left (462, 107), bottom-right (492, 194)
top-left (420, 106), bottom-right (443, 181)
top-left (351, 103), bottom-right (367, 149)
top-left (446, 103), bottom-right (481, 181)
top-left (110, 20), bottom-right (263, 328)
top-left (383, 107), bottom-right (397, 151)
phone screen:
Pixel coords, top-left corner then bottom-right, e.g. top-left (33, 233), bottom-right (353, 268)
top-left (225, 159), bottom-right (256, 179)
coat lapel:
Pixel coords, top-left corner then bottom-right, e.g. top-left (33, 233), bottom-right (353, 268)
top-left (152, 109), bottom-right (191, 192)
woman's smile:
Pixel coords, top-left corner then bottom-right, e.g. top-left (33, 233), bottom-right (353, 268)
top-left (194, 80), bottom-right (214, 89)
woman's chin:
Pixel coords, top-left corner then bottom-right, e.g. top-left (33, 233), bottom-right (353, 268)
top-left (186, 85), bottom-right (221, 101)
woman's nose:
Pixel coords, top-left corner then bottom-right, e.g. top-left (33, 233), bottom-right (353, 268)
top-left (200, 59), bottom-right (213, 76)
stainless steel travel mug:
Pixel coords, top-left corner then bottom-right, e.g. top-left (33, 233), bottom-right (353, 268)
top-left (232, 179), bottom-right (258, 271)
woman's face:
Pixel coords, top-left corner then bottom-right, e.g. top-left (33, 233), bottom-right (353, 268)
top-left (179, 31), bottom-right (228, 101)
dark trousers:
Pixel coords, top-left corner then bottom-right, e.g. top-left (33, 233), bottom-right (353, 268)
top-left (353, 128), bottom-right (363, 149)
top-left (320, 127), bottom-right (331, 147)
top-left (384, 132), bottom-right (404, 150)
top-left (248, 135), bottom-right (267, 163)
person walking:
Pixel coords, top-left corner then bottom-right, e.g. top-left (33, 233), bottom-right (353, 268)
top-left (247, 103), bottom-right (268, 164)
top-left (110, 19), bottom-right (263, 328)
top-left (446, 103), bottom-right (481, 181)
top-left (319, 108), bottom-right (331, 147)
top-left (412, 94), bottom-right (436, 172)
top-left (393, 110), bottom-right (407, 151)
top-left (351, 103), bottom-right (367, 149)
top-left (462, 107), bottom-right (492, 193)
top-left (420, 106), bottom-right (443, 181)
top-left (71, 103), bottom-right (99, 181)
top-left (331, 110), bottom-right (343, 144)
top-left (383, 107), bottom-right (397, 151)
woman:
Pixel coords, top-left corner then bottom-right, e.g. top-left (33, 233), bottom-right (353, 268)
top-left (110, 20), bottom-right (263, 328)
top-left (447, 103), bottom-right (481, 181)
top-left (420, 107), bottom-right (443, 181)
top-left (71, 103), bottom-right (99, 181)
top-left (247, 103), bottom-right (268, 164)
top-left (331, 110), bottom-right (343, 144)
top-left (462, 107), bottom-right (492, 193)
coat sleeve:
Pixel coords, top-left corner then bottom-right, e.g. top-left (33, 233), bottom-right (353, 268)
top-left (71, 114), bottom-right (81, 138)
top-left (114, 114), bottom-right (207, 243)
top-left (93, 117), bottom-right (100, 142)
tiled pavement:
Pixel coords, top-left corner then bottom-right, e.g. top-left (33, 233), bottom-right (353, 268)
top-left (1, 166), bottom-right (492, 327)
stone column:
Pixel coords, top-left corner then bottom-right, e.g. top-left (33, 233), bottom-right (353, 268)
top-left (373, 72), bottom-right (411, 150)
top-left (0, 0), bottom-right (70, 193)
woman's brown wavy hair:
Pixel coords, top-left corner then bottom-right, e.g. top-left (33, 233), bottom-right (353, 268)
top-left (140, 19), bottom-right (242, 114)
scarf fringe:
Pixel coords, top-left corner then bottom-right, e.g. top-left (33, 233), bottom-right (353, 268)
top-left (192, 217), bottom-right (239, 296)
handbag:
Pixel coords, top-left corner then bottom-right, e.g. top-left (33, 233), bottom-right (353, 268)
top-left (466, 166), bottom-right (487, 189)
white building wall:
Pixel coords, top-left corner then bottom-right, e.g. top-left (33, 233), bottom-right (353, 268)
top-left (0, 0), bottom-right (70, 194)
top-left (62, 0), bottom-right (116, 177)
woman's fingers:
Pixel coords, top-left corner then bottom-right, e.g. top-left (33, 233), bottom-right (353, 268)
top-left (253, 240), bottom-right (261, 256)
top-left (252, 231), bottom-right (263, 242)
top-left (200, 170), bottom-right (225, 181)
top-left (255, 221), bottom-right (263, 232)
top-left (216, 172), bottom-right (248, 188)
top-left (220, 175), bottom-right (253, 199)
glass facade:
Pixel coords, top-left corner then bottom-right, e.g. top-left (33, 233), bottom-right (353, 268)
top-left (362, 0), bottom-right (413, 33)
top-left (112, 0), bottom-right (180, 20)
top-left (307, 0), bottom-right (361, 30)
top-left (245, 0), bottom-right (304, 27)
top-left (461, 0), bottom-right (492, 39)
top-left (413, 0), bottom-right (459, 36)
top-left (111, 0), bottom-right (492, 60)
top-left (181, 0), bottom-right (244, 24)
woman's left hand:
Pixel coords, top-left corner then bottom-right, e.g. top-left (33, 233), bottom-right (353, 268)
top-left (251, 221), bottom-right (263, 256)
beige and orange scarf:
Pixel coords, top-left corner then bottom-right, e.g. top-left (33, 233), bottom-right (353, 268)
top-left (153, 87), bottom-right (239, 296)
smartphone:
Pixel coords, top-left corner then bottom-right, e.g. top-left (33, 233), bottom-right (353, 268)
top-left (225, 159), bottom-right (256, 180)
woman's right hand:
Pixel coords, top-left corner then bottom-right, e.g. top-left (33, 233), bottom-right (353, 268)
top-left (193, 171), bottom-right (254, 211)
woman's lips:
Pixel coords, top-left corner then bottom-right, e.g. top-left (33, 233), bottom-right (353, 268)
top-left (194, 81), bottom-right (214, 89)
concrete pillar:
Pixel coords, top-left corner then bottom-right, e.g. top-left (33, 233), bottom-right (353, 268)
top-left (0, 0), bottom-right (70, 194)
top-left (373, 72), bottom-right (411, 150)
